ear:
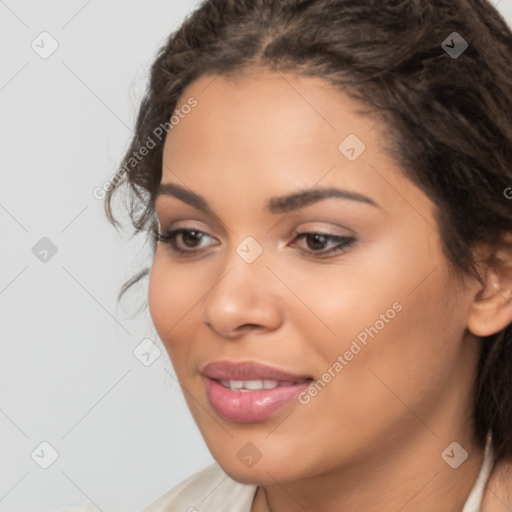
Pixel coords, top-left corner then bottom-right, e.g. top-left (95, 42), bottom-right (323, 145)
top-left (467, 237), bottom-right (512, 337)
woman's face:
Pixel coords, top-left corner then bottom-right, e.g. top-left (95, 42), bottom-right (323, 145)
top-left (148, 71), bottom-right (481, 484)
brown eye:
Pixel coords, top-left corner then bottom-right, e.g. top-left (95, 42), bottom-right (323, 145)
top-left (153, 228), bottom-right (217, 255)
top-left (180, 230), bottom-right (204, 247)
top-left (304, 233), bottom-right (330, 251)
top-left (292, 232), bottom-right (356, 257)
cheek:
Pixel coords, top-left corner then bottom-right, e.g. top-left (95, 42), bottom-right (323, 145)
top-left (320, 263), bottom-right (466, 426)
top-left (285, 233), bottom-right (464, 408)
top-left (148, 257), bottom-right (174, 337)
top-left (147, 254), bottom-right (204, 357)
top-left (268, 232), bottom-right (435, 359)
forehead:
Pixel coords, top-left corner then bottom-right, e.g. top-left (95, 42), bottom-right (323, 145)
top-left (164, 72), bottom-right (375, 167)
top-left (167, 70), bottom-right (379, 147)
top-left (158, 70), bottom-right (424, 218)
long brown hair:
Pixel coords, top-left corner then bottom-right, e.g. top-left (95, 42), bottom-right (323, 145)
top-left (105, 0), bottom-right (512, 462)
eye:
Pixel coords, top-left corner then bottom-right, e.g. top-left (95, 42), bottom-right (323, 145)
top-left (153, 228), bottom-right (217, 255)
top-left (290, 232), bottom-right (356, 257)
top-left (153, 228), bottom-right (356, 259)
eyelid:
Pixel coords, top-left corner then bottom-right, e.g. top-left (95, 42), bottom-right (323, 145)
top-left (159, 217), bottom-right (215, 233)
top-left (156, 224), bottom-right (357, 260)
top-left (155, 205), bottom-right (229, 238)
top-left (158, 217), bottom-right (354, 238)
top-left (292, 221), bottom-right (355, 238)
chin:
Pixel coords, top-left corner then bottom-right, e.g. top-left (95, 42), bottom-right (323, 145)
top-left (221, 464), bottom-right (288, 486)
top-left (213, 452), bottom-right (308, 486)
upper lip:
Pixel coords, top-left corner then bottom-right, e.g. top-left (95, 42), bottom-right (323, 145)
top-left (201, 360), bottom-right (313, 382)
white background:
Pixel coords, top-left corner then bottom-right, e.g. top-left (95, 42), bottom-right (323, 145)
top-left (1, 1), bottom-right (511, 511)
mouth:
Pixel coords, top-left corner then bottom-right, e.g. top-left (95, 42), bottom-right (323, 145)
top-left (200, 360), bottom-right (314, 422)
top-left (216, 377), bottom-right (311, 392)
top-left (203, 377), bottom-right (313, 422)
top-left (200, 359), bottom-right (313, 382)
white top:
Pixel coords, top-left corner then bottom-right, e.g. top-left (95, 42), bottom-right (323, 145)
top-left (462, 433), bottom-right (494, 512)
top-left (144, 434), bottom-right (495, 512)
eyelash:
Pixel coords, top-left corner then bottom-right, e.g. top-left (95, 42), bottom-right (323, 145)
top-left (152, 228), bottom-right (356, 258)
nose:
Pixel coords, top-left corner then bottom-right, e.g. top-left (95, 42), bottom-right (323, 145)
top-left (202, 257), bottom-right (285, 338)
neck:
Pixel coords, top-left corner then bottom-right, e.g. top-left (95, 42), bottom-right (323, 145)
top-left (251, 425), bottom-right (486, 512)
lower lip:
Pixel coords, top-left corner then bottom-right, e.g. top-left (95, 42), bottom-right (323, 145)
top-left (204, 377), bottom-right (312, 423)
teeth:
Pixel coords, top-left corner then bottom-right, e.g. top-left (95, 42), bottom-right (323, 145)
top-left (218, 379), bottom-right (283, 391)
top-left (231, 380), bottom-right (246, 390)
top-left (244, 380), bottom-right (264, 390)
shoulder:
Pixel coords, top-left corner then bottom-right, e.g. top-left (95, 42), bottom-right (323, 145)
top-left (482, 458), bottom-right (512, 511)
top-left (143, 462), bottom-right (258, 512)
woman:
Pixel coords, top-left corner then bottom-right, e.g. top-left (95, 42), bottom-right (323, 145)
top-left (105, 0), bottom-right (512, 510)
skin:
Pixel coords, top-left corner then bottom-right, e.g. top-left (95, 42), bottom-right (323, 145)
top-left (148, 70), bottom-right (512, 511)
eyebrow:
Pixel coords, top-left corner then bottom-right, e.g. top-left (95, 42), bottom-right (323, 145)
top-left (155, 182), bottom-right (380, 214)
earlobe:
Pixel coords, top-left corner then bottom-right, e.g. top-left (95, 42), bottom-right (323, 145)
top-left (467, 244), bottom-right (512, 337)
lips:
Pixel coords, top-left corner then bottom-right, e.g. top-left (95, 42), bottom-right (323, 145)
top-left (200, 360), bottom-right (312, 382)
top-left (200, 360), bottom-right (314, 422)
